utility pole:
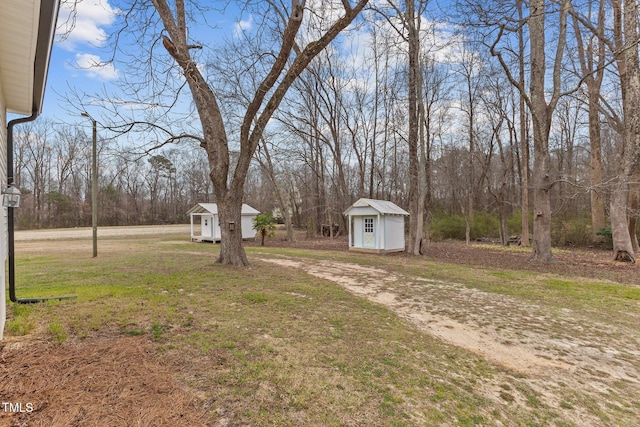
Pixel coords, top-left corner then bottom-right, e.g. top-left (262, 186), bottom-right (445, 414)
top-left (82, 112), bottom-right (98, 257)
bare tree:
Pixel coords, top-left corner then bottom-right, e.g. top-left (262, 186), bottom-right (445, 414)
top-left (375, 0), bottom-right (432, 254)
top-left (481, 68), bottom-right (517, 245)
top-left (473, 0), bottom-right (571, 261)
top-left (571, 0), bottom-right (607, 241)
top-left (162, 0), bottom-right (369, 264)
top-left (608, 0), bottom-right (640, 261)
top-left (456, 42), bottom-right (484, 223)
top-left (516, 0), bottom-right (531, 247)
top-left (255, 137), bottom-right (297, 242)
top-left (51, 126), bottom-right (85, 227)
top-left (14, 120), bottom-right (54, 227)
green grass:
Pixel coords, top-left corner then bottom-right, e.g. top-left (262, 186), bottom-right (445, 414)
top-left (4, 233), bottom-right (640, 426)
top-left (5, 303), bottom-right (36, 335)
top-left (48, 320), bottom-right (68, 344)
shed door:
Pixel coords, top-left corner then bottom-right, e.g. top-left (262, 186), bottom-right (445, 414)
top-left (363, 217), bottom-right (375, 248)
top-left (201, 216), bottom-right (213, 238)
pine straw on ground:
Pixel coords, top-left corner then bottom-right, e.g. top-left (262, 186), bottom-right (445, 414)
top-left (0, 336), bottom-right (210, 427)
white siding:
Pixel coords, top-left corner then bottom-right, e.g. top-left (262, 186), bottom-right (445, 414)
top-left (350, 206), bottom-right (378, 216)
top-left (212, 214), bottom-right (221, 240)
top-left (190, 212), bottom-right (257, 241)
top-left (1, 95), bottom-right (7, 339)
top-left (353, 216), bottom-right (364, 248)
top-left (241, 215), bottom-right (255, 240)
top-left (384, 215), bottom-right (405, 250)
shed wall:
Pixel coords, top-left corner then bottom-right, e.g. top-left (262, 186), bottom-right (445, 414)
top-left (384, 215), bottom-right (405, 250)
top-left (241, 215), bottom-right (255, 240)
top-left (352, 216), bottom-right (364, 248)
top-left (190, 211), bottom-right (257, 241)
top-left (212, 214), bottom-right (221, 240)
top-left (349, 206), bottom-right (378, 216)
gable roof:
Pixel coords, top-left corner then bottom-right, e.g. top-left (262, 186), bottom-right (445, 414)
top-left (344, 198), bottom-right (409, 216)
top-left (0, 0), bottom-right (59, 114)
top-left (187, 203), bottom-right (260, 216)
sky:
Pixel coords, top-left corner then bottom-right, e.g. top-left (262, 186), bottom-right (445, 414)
top-left (40, 0), bottom-right (388, 132)
top-left (43, 0), bottom-right (125, 122)
top-left (41, 0), bottom-right (247, 126)
top-left (38, 1), bottom-right (461, 133)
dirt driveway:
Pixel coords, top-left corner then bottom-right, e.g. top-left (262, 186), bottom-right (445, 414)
top-left (257, 254), bottom-right (640, 427)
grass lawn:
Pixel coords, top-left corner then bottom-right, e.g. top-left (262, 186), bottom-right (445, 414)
top-left (2, 230), bottom-right (639, 426)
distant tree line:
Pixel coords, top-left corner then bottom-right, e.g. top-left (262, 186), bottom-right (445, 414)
top-left (12, 119), bottom-right (212, 229)
top-left (13, 94), bottom-right (617, 249)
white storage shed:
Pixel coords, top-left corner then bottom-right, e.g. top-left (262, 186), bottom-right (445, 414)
top-left (188, 203), bottom-right (260, 242)
top-left (344, 198), bottom-right (409, 253)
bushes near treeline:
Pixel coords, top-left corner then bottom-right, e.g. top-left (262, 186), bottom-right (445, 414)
top-left (428, 210), bottom-right (612, 248)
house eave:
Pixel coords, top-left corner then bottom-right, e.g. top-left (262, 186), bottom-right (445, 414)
top-left (0, 0), bottom-right (59, 115)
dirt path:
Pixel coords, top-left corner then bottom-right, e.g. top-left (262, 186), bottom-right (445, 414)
top-left (257, 255), bottom-right (640, 425)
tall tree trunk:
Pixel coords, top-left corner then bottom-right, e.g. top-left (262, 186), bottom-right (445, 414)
top-left (572, 0), bottom-right (606, 240)
top-left (589, 94), bottom-right (606, 236)
top-left (407, 0), bottom-right (422, 254)
top-left (628, 179), bottom-right (640, 252)
top-left (528, 0), bottom-right (552, 261)
top-left (217, 193), bottom-right (248, 265)
top-left (611, 175), bottom-right (634, 261)
top-left (527, 0), bottom-right (568, 262)
top-left (415, 88), bottom-right (429, 254)
top-left (518, 0), bottom-right (530, 247)
top-left (466, 72), bottom-right (475, 223)
top-left (610, 0), bottom-right (640, 262)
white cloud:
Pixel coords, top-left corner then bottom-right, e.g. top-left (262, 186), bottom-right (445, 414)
top-left (114, 99), bottom-right (161, 111)
top-left (56, 0), bottom-right (118, 50)
top-left (72, 53), bottom-right (119, 80)
top-left (234, 16), bottom-right (254, 38)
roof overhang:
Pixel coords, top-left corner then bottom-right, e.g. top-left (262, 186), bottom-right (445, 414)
top-left (187, 203), bottom-right (261, 216)
top-left (344, 198), bottom-right (410, 216)
top-left (0, 0), bottom-right (59, 115)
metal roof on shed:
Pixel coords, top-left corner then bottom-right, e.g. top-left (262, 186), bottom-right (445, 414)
top-left (187, 203), bottom-right (260, 215)
top-left (343, 198), bottom-right (409, 216)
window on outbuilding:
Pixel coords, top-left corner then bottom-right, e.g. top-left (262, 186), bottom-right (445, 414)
top-left (364, 217), bottom-right (374, 233)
